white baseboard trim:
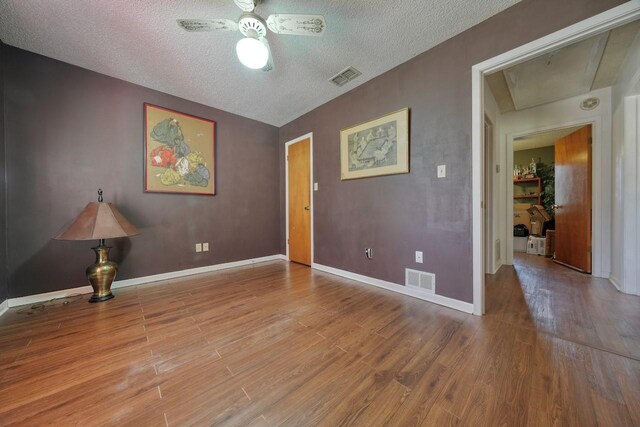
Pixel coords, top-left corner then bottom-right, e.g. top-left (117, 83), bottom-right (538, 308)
top-left (112, 254), bottom-right (284, 289)
top-left (8, 285), bottom-right (93, 308)
top-left (311, 263), bottom-right (474, 314)
top-left (5, 254), bottom-right (285, 309)
top-left (610, 275), bottom-right (623, 293)
top-left (0, 299), bottom-right (9, 317)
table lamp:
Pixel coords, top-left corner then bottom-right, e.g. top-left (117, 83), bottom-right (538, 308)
top-left (53, 189), bottom-right (140, 302)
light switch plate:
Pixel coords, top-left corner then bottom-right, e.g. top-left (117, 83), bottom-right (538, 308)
top-left (195, 243), bottom-right (202, 253)
top-left (314, 182), bottom-right (318, 191)
top-left (437, 165), bottom-right (446, 178)
top-left (415, 251), bottom-right (423, 263)
top-left (203, 243), bottom-right (209, 252)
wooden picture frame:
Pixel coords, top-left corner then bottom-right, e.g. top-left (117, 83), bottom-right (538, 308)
top-left (340, 108), bottom-right (409, 180)
top-left (144, 103), bottom-right (215, 195)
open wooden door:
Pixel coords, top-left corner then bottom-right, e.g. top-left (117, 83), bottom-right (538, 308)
top-left (287, 138), bottom-right (311, 266)
top-left (554, 125), bottom-right (591, 273)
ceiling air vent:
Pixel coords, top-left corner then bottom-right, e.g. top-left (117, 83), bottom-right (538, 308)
top-left (580, 97), bottom-right (600, 111)
top-left (330, 66), bottom-right (362, 87)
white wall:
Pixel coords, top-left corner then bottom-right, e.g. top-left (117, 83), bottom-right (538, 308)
top-left (611, 31), bottom-right (640, 295)
top-left (498, 87), bottom-right (612, 279)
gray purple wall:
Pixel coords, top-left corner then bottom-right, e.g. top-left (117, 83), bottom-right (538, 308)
top-left (0, 0), bottom-right (626, 302)
top-left (0, 41), bottom-right (7, 305)
top-left (3, 45), bottom-right (280, 298)
top-left (278, 0), bottom-right (624, 303)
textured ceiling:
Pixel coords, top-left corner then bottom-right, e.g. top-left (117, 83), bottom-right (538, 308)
top-left (0, 0), bottom-right (520, 126)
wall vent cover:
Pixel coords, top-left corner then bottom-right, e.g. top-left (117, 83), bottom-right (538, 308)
top-left (405, 268), bottom-right (436, 294)
top-left (330, 66), bottom-right (362, 87)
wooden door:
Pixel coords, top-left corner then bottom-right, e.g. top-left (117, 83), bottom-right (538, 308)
top-left (288, 138), bottom-right (311, 265)
top-left (554, 125), bottom-right (592, 273)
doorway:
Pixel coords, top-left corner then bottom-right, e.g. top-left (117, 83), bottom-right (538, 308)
top-left (285, 133), bottom-right (314, 266)
top-left (471, 2), bottom-right (640, 315)
top-left (511, 124), bottom-right (593, 273)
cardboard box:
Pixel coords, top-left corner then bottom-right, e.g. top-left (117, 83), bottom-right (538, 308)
top-left (530, 220), bottom-right (543, 236)
top-left (527, 205), bottom-right (551, 222)
top-left (527, 205), bottom-right (551, 236)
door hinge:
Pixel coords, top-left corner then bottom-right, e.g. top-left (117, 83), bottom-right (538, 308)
top-left (587, 244), bottom-right (592, 253)
top-left (287, 238), bottom-right (289, 244)
top-left (588, 137), bottom-right (593, 145)
top-left (286, 156), bottom-right (289, 161)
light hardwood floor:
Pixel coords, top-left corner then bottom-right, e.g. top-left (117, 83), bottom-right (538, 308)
top-left (0, 256), bottom-right (639, 426)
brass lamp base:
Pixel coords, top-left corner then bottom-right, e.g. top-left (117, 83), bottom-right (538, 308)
top-left (86, 241), bottom-right (118, 303)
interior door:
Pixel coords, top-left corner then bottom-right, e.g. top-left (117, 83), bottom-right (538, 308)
top-left (554, 125), bottom-right (592, 273)
top-left (288, 138), bottom-right (311, 265)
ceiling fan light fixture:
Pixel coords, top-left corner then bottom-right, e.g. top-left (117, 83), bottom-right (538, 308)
top-left (236, 37), bottom-right (269, 69)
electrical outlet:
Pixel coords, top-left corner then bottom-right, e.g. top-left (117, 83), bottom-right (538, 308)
top-left (437, 165), bottom-right (446, 178)
top-left (365, 248), bottom-right (373, 259)
top-left (203, 243), bottom-right (209, 252)
top-left (415, 251), bottom-right (423, 263)
top-left (195, 243), bottom-right (202, 253)
top-left (314, 182), bottom-right (318, 191)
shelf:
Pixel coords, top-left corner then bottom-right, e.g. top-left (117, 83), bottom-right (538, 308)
top-left (513, 177), bottom-right (542, 204)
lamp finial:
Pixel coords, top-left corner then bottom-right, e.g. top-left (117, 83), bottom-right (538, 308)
top-left (98, 188), bottom-right (103, 203)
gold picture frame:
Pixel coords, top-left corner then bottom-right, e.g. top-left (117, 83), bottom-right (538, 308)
top-left (340, 108), bottom-right (409, 180)
top-left (144, 104), bottom-right (215, 195)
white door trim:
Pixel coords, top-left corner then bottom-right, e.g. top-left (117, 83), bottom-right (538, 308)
top-left (471, 1), bottom-right (640, 315)
top-left (484, 116), bottom-right (495, 274)
top-left (623, 95), bottom-right (640, 295)
top-left (285, 132), bottom-right (314, 264)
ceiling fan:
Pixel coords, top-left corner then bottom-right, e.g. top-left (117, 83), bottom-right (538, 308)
top-left (177, 0), bottom-right (326, 72)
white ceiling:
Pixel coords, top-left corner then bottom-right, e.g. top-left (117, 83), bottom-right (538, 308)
top-left (513, 126), bottom-right (584, 151)
top-left (504, 33), bottom-right (608, 111)
top-left (0, 0), bottom-right (520, 126)
top-left (486, 20), bottom-right (640, 114)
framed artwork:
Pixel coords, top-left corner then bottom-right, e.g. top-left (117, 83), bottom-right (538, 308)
top-left (144, 103), bottom-right (215, 195)
top-left (340, 108), bottom-right (409, 180)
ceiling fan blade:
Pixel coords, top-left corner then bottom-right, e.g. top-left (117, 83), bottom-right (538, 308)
top-left (260, 37), bottom-right (274, 72)
top-left (266, 14), bottom-right (326, 36)
top-left (234, 0), bottom-right (255, 12)
top-left (177, 19), bottom-right (238, 32)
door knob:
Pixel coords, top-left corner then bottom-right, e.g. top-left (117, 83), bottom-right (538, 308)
top-left (553, 204), bottom-right (561, 210)
top-left (304, 206), bottom-right (310, 211)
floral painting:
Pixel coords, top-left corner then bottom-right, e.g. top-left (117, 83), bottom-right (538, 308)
top-left (340, 108), bottom-right (409, 180)
top-left (144, 104), bottom-right (215, 195)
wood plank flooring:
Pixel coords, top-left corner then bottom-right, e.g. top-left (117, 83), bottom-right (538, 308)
top-left (0, 255), bottom-right (639, 426)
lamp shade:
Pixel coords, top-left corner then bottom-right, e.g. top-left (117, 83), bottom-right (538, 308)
top-left (53, 202), bottom-right (140, 241)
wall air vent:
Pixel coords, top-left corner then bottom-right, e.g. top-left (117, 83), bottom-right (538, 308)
top-left (405, 268), bottom-right (436, 294)
top-left (330, 66), bottom-right (362, 87)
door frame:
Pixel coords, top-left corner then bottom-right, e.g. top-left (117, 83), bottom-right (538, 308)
top-left (471, 2), bottom-right (640, 315)
top-left (285, 132), bottom-right (314, 264)
top-left (484, 116), bottom-right (494, 275)
top-left (504, 115), bottom-right (609, 278)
